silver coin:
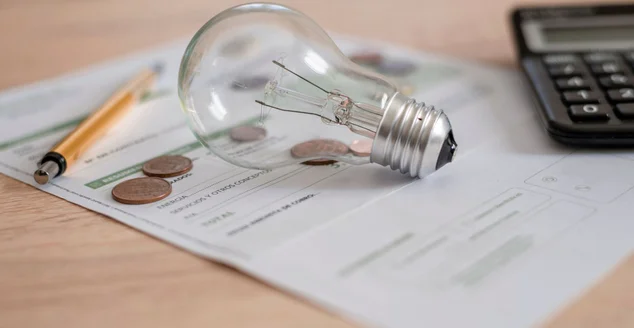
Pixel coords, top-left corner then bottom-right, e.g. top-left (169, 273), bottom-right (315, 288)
top-left (231, 76), bottom-right (270, 91)
top-left (229, 125), bottom-right (267, 142)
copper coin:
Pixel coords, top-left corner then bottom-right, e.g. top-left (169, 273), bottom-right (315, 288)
top-left (302, 159), bottom-right (337, 166)
top-left (229, 125), bottom-right (267, 142)
top-left (112, 177), bottom-right (172, 205)
top-left (142, 155), bottom-right (193, 178)
top-left (290, 139), bottom-right (349, 159)
top-left (349, 139), bottom-right (373, 157)
top-left (349, 52), bottom-right (383, 66)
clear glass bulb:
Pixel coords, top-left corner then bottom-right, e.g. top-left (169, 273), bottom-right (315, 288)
top-left (178, 3), bottom-right (457, 178)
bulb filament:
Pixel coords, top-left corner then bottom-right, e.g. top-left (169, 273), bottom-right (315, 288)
top-left (256, 60), bottom-right (379, 137)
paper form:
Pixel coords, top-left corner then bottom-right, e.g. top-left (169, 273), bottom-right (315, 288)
top-left (1, 35), bottom-right (633, 328)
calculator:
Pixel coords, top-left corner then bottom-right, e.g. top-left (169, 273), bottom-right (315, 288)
top-left (511, 4), bottom-right (634, 145)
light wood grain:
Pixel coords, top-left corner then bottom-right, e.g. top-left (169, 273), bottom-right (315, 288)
top-left (1, 0), bottom-right (633, 327)
top-left (544, 254), bottom-right (634, 328)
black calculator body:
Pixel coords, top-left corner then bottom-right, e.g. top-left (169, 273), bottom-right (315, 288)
top-left (511, 4), bottom-right (634, 145)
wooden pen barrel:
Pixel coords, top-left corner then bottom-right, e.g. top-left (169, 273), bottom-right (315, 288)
top-left (50, 69), bottom-right (155, 168)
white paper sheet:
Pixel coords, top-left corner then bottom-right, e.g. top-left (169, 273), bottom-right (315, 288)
top-left (1, 36), bottom-right (632, 328)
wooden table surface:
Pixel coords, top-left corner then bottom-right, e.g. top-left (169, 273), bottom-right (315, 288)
top-left (1, 0), bottom-right (633, 327)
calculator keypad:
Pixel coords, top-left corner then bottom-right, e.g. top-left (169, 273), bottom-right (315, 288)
top-left (556, 77), bottom-right (590, 90)
top-left (598, 74), bottom-right (631, 88)
top-left (543, 52), bottom-right (634, 123)
top-left (583, 53), bottom-right (618, 63)
top-left (548, 64), bottom-right (581, 77)
top-left (568, 104), bottom-right (610, 121)
top-left (590, 62), bottom-right (623, 74)
top-left (542, 54), bottom-right (579, 65)
top-left (615, 104), bottom-right (634, 118)
top-left (562, 90), bottom-right (600, 103)
top-left (607, 88), bottom-right (634, 102)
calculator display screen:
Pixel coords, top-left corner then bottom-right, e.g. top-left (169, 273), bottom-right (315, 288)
top-left (543, 25), bottom-right (634, 44)
top-left (522, 15), bottom-right (634, 52)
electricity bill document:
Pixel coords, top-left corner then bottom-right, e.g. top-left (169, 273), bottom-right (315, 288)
top-left (1, 37), bottom-right (633, 328)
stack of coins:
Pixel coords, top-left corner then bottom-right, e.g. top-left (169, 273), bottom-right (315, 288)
top-left (111, 155), bottom-right (193, 205)
top-left (290, 138), bottom-right (373, 166)
top-left (349, 139), bottom-right (372, 157)
top-left (291, 139), bottom-right (348, 166)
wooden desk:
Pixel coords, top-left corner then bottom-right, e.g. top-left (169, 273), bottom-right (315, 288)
top-left (1, 0), bottom-right (632, 327)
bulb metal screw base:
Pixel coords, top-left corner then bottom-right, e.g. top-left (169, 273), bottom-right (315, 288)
top-left (370, 93), bottom-right (457, 178)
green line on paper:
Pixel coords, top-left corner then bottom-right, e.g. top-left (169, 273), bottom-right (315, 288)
top-left (84, 116), bottom-right (264, 189)
top-left (0, 115), bottom-right (88, 151)
top-left (84, 141), bottom-right (202, 189)
top-left (453, 235), bottom-right (533, 287)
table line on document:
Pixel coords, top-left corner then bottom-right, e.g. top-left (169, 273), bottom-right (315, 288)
top-left (207, 165), bottom-right (352, 234)
top-left (67, 122), bottom-right (189, 176)
top-left (187, 166), bottom-right (313, 224)
top-left (129, 168), bottom-right (250, 209)
top-left (95, 165), bottom-right (241, 198)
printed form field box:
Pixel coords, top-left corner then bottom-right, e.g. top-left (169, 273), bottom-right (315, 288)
top-left (373, 189), bottom-right (551, 287)
top-left (525, 153), bottom-right (634, 203)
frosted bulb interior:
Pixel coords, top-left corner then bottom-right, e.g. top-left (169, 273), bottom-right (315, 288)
top-left (178, 3), bottom-right (457, 178)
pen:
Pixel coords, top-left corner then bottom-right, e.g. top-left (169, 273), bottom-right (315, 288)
top-left (33, 65), bottom-right (161, 185)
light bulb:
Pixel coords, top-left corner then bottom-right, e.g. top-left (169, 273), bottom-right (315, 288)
top-left (178, 2), bottom-right (457, 178)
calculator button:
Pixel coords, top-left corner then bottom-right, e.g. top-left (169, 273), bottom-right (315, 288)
top-left (615, 104), bottom-right (634, 118)
top-left (556, 77), bottom-right (590, 90)
top-left (584, 53), bottom-right (618, 63)
top-left (562, 90), bottom-right (600, 104)
top-left (548, 64), bottom-right (581, 77)
top-left (590, 62), bottom-right (623, 74)
top-left (568, 104), bottom-right (610, 121)
top-left (599, 74), bottom-right (631, 88)
top-left (543, 54), bottom-right (579, 65)
top-left (607, 88), bottom-right (634, 102)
